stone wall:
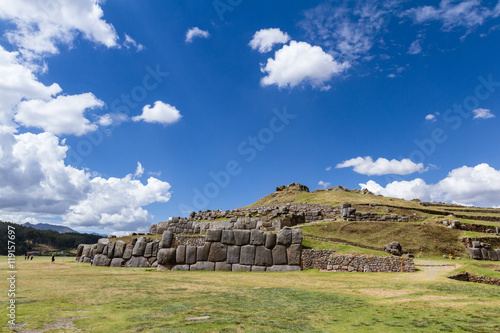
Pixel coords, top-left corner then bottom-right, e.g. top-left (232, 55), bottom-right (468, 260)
top-left (462, 237), bottom-right (500, 249)
top-left (448, 272), bottom-right (500, 287)
top-left (341, 203), bottom-right (409, 222)
top-left (327, 255), bottom-right (414, 272)
top-left (173, 235), bottom-right (206, 247)
top-left (157, 227), bottom-right (303, 272)
top-left (465, 241), bottom-right (500, 261)
top-left (301, 250), bottom-right (337, 270)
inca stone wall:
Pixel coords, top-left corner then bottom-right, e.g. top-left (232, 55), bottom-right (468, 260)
top-left (465, 241), bottom-right (500, 261)
top-left (301, 250), bottom-right (337, 270)
top-left (157, 227), bottom-right (303, 272)
top-left (341, 203), bottom-right (409, 222)
top-left (448, 272), bottom-right (500, 286)
top-left (463, 237), bottom-right (500, 249)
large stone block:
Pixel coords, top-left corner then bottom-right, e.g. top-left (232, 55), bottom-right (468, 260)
top-left (221, 230), bottom-right (235, 245)
top-left (206, 229), bottom-right (222, 242)
top-left (233, 230), bottom-right (251, 246)
top-left (157, 248), bottom-right (176, 265)
top-left (291, 229), bottom-right (303, 244)
top-left (157, 264), bottom-right (172, 271)
top-left (251, 266), bottom-right (267, 272)
top-left (215, 262), bottom-right (232, 271)
top-left (250, 229), bottom-right (266, 245)
top-left (481, 248), bottom-right (489, 260)
top-left (171, 264), bottom-right (190, 271)
top-left (197, 243), bottom-right (211, 261)
top-left (82, 245), bottom-right (91, 257)
top-left (240, 245), bottom-right (256, 265)
top-left (107, 241), bottom-right (115, 259)
top-left (277, 227), bottom-right (292, 246)
top-left (123, 244), bottom-right (133, 260)
top-left (267, 265), bottom-right (301, 272)
top-left (144, 242), bottom-right (153, 258)
top-left (287, 244), bottom-right (302, 266)
top-left (190, 261), bottom-right (215, 271)
top-left (467, 248), bottom-right (482, 260)
top-left (265, 232), bottom-right (276, 249)
top-left (208, 242), bottom-right (227, 262)
top-left (102, 245), bottom-right (108, 256)
top-left (232, 264), bottom-right (251, 271)
top-left (152, 240), bottom-right (159, 257)
top-left (126, 256), bottom-right (149, 268)
top-left (110, 258), bottom-right (124, 267)
top-left (186, 246), bottom-right (197, 264)
top-left (160, 231), bottom-right (174, 248)
top-left (472, 241), bottom-right (481, 248)
top-left (176, 245), bottom-right (186, 264)
top-left (132, 237), bottom-right (147, 257)
top-left (488, 249), bottom-right (498, 261)
top-left (96, 238), bottom-right (109, 254)
top-left (254, 246), bottom-right (273, 266)
top-left (227, 245), bottom-right (241, 264)
top-left (76, 244), bottom-right (84, 257)
top-left (272, 245), bottom-right (287, 265)
top-left (114, 240), bottom-right (126, 258)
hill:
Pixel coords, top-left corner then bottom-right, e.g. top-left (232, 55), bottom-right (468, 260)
top-left (23, 222), bottom-right (77, 234)
top-left (0, 221), bottom-right (101, 255)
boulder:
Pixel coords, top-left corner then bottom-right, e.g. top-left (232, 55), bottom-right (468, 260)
top-left (221, 230), bottom-right (235, 245)
top-left (186, 246), bottom-right (197, 264)
top-left (265, 232), bottom-right (276, 249)
top-left (384, 241), bottom-right (402, 256)
top-left (277, 227), bottom-right (292, 246)
top-left (126, 256), bottom-right (149, 268)
top-left (157, 248), bottom-right (176, 265)
top-left (176, 245), bottom-right (186, 264)
top-left (227, 245), bottom-right (241, 264)
top-left (481, 248), bottom-right (489, 260)
top-left (206, 229), bottom-right (222, 242)
top-left (287, 244), bottom-right (302, 266)
top-left (250, 229), bottom-right (266, 245)
top-left (132, 237), bottom-right (147, 257)
top-left (240, 245), bottom-right (256, 265)
top-left (472, 241), bottom-right (481, 248)
top-left (102, 245), bottom-right (108, 256)
top-left (215, 262), bottom-right (232, 271)
top-left (467, 248), bottom-right (482, 260)
top-left (272, 245), bottom-right (287, 265)
top-left (114, 241), bottom-right (126, 258)
top-left (233, 230), bottom-right (251, 246)
top-left (123, 244), bottom-right (133, 260)
top-left (291, 229), bottom-right (303, 244)
top-left (96, 238), bottom-right (110, 254)
top-left (149, 223), bottom-right (157, 234)
top-left (197, 243), bottom-right (211, 261)
top-left (160, 231), bottom-right (174, 249)
top-left (131, 237), bottom-right (137, 246)
top-left (152, 240), bottom-right (159, 257)
top-left (110, 258), bottom-right (124, 267)
top-left (190, 261), bottom-right (215, 271)
top-left (76, 244), bottom-right (84, 257)
top-left (254, 246), bottom-right (273, 266)
top-left (208, 242), bottom-right (227, 262)
top-left (488, 249), bottom-right (498, 261)
top-left (232, 264), bottom-right (251, 272)
top-left (144, 242), bottom-right (153, 258)
top-left (107, 241), bottom-right (115, 259)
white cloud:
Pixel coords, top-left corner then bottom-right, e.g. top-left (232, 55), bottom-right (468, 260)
top-left (473, 108), bottom-right (495, 119)
top-left (185, 27), bottom-right (210, 43)
top-left (408, 39), bottom-right (423, 55)
top-left (0, 0), bottom-right (119, 58)
top-left (387, 73), bottom-right (397, 78)
top-left (260, 41), bottom-right (349, 90)
top-left (425, 114), bottom-right (436, 121)
top-left (98, 112), bottom-right (128, 127)
top-left (326, 166), bottom-right (332, 171)
top-left (403, 0), bottom-right (500, 32)
top-left (299, 1), bottom-right (396, 62)
top-left (361, 163), bottom-right (500, 207)
top-left (249, 28), bottom-right (291, 53)
top-left (0, 130), bottom-right (171, 231)
top-left (336, 156), bottom-right (425, 176)
top-left (134, 162), bottom-right (144, 178)
top-left (14, 93), bottom-right (104, 136)
top-left (132, 101), bottom-right (182, 125)
top-left (124, 33), bottom-right (144, 52)
top-left (318, 180), bottom-right (331, 189)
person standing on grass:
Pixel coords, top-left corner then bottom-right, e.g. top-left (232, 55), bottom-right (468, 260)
top-left (51, 254), bottom-right (55, 263)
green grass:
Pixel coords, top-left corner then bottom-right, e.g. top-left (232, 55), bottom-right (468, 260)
top-left (300, 220), bottom-right (466, 256)
top-left (3, 256), bottom-right (500, 332)
top-left (302, 237), bottom-right (390, 256)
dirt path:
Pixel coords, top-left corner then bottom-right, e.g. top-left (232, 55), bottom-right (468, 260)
top-left (413, 259), bottom-right (460, 281)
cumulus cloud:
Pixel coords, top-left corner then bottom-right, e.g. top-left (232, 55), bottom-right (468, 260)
top-left (0, 0), bottom-right (119, 58)
top-left (14, 93), bottom-right (104, 136)
top-left (361, 163), bottom-right (500, 207)
top-left (185, 27), bottom-right (210, 43)
top-left (134, 162), bottom-right (144, 178)
top-left (0, 130), bottom-right (171, 231)
top-left (132, 101), bottom-right (182, 125)
top-left (326, 166), bottom-right (332, 171)
top-left (425, 114), bottom-right (436, 121)
top-left (318, 180), bottom-right (331, 189)
top-left (402, 0), bottom-right (500, 32)
top-left (337, 156), bottom-right (425, 176)
top-left (260, 41), bottom-right (349, 90)
top-left (473, 108), bottom-right (495, 119)
top-left (249, 28), bottom-right (291, 53)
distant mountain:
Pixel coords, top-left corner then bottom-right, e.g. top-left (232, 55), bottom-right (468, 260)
top-left (23, 222), bottom-right (78, 234)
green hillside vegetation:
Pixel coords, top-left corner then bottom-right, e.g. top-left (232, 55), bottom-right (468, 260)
top-left (0, 221), bottom-right (101, 255)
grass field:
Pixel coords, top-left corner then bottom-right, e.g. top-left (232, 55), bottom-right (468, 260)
top-left (2, 256), bottom-right (500, 332)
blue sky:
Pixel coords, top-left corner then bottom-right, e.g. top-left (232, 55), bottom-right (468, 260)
top-left (0, 0), bottom-right (500, 234)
